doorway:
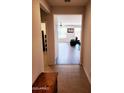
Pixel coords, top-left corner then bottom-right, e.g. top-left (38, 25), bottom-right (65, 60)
top-left (54, 15), bottom-right (82, 64)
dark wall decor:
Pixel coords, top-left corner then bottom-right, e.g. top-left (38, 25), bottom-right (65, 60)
top-left (67, 28), bottom-right (74, 33)
top-left (41, 31), bottom-right (45, 51)
top-left (44, 35), bottom-right (47, 51)
top-left (41, 31), bottom-right (47, 51)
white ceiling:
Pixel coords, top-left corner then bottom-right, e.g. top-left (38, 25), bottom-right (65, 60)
top-left (55, 15), bottom-right (82, 25)
top-left (46, 0), bottom-right (89, 6)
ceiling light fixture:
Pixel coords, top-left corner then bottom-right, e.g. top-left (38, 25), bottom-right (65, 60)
top-left (60, 22), bottom-right (62, 26)
top-left (65, 0), bottom-right (71, 3)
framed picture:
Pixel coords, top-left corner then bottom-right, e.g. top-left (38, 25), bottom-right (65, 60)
top-left (67, 28), bottom-right (74, 33)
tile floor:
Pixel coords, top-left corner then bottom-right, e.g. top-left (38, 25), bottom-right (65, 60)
top-left (56, 43), bottom-right (80, 64)
top-left (45, 65), bottom-right (91, 93)
top-left (43, 43), bottom-right (90, 93)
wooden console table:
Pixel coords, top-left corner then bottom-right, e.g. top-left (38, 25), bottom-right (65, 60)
top-left (32, 72), bottom-right (58, 93)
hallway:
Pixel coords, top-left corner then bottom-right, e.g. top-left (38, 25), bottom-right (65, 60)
top-left (45, 65), bottom-right (90, 93)
top-left (56, 43), bottom-right (80, 64)
top-left (32, 0), bottom-right (91, 93)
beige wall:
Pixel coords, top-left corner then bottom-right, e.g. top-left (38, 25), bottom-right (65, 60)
top-left (81, 2), bottom-right (91, 83)
top-left (46, 13), bottom-right (55, 65)
top-left (32, 0), bottom-right (44, 84)
top-left (54, 15), bottom-right (58, 62)
top-left (46, 6), bottom-right (84, 65)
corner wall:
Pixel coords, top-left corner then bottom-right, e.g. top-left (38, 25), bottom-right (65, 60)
top-left (32, 0), bottom-right (44, 84)
top-left (46, 13), bottom-right (55, 65)
top-left (81, 2), bottom-right (91, 83)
